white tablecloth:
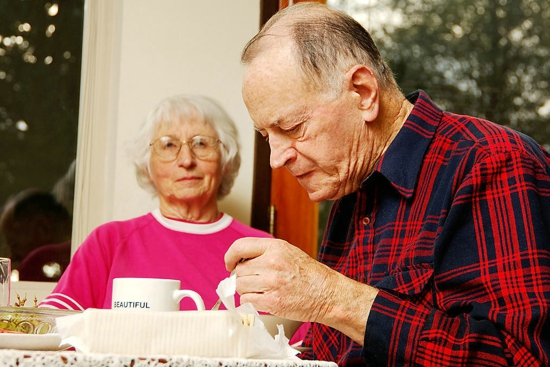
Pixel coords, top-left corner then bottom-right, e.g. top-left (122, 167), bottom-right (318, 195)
top-left (0, 350), bottom-right (338, 367)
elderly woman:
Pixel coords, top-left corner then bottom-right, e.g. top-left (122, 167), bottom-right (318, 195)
top-left (40, 94), bottom-right (272, 311)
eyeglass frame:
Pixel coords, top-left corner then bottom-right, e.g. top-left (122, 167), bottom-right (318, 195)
top-left (149, 135), bottom-right (223, 160)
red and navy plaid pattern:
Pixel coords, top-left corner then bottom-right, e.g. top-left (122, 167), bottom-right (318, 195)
top-left (301, 91), bottom-right (550, 366)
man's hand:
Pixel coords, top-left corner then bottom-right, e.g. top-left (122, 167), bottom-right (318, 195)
top-left (225, 237), bottom-right (378, 345)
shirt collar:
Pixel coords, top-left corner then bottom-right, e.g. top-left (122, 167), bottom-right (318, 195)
top-left (151, 208), bottom-right (233, 234)
top-left (371, 90), bottom-right (443, 199)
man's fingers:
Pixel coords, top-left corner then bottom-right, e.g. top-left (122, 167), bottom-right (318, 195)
top-left (225, 237), bottom-right (272, 271)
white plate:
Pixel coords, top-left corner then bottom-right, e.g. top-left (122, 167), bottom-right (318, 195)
top-left (0, 333), bottom-right (67, 351)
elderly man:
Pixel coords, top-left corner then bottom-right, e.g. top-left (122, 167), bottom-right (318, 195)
top-left (225, 3), bottom-right (550, 367)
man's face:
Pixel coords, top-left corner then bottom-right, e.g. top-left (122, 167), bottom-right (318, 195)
top-left (242, 44), bottom-right (367, 202)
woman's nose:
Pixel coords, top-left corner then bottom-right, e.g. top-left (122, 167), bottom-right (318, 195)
top-left (176, 144), bottom-right (196, 166)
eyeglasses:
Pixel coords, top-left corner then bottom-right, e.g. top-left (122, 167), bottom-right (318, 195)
top-left (150, 135), bottom-right (221, 160)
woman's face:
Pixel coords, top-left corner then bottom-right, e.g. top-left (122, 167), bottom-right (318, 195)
top-left (148, 116), bottom-right (225, 212)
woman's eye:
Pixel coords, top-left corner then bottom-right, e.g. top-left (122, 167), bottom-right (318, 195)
top-left (192, 137), bottom-right (213, 149)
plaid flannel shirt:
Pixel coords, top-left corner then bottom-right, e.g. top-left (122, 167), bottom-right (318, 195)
top-left (301, 91), bottom-right (550, 366)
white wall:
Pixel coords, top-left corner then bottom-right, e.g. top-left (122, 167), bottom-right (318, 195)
top-left (72, 0), bottom-right (260, 249)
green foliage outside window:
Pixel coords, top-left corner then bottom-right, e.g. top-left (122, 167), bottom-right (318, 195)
top-left (329, 0), bottom-right (550, 149)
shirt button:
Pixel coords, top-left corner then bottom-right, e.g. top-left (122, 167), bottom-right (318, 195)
top-left (362, 216), bottom-right (371, 226)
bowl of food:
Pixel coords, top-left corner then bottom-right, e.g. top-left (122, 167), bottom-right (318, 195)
top-left (258, 314), bottom-right (303, 340)
top-left (0, 306), bottom-right (81, 334)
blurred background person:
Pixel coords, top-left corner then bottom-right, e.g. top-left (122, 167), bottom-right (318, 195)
top-left (40, 94), bottom-right (272, 311)
top-left (0, 188), bottom-right (72, 281)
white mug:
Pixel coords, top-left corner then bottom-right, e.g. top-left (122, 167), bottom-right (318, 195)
top-left (112, 278), bottom-right (205, 311)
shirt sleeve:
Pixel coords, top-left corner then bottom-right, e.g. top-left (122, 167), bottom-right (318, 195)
top-left (40, 225), bottom-right (114, 310)
top-left (364, 149), bottom-right (550, 366)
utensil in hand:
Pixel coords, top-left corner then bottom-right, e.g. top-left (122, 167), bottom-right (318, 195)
top-left (211, 265), bottom-right (241, 310)
top-left (211, 298), bottom-right (223, 310)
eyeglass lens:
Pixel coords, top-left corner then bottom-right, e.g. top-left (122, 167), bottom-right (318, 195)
top-left (152, 136), bottom-right (219, 159)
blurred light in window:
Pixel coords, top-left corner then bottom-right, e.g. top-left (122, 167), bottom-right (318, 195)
top-left (23, 54), bottom-right (37, 64)
top-left (15, 120), bottom-right (28, 132)
top-left (43, 262), bottom-right (62, 278)
top-left (46, 3), bottom-right (59, 17)
top-left (10, 269), bottom-right (19, 282)
top-left (18, 23), bottom-right (31, 32)
top-left (46, 24), bottom-right (56, 37)
top-left (539, 100), bottom-right (550, 118)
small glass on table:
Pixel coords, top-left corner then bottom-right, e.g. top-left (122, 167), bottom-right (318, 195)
top-left (0, 258), bottom-right (11, 306)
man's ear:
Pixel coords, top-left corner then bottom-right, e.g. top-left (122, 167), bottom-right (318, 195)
top-left (345, 65), bottom-right (379, 122)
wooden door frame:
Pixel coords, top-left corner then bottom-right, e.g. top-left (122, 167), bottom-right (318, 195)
top-left (250, 0), bottom-right (280, 234)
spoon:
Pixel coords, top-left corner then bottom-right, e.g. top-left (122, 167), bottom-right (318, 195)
top-left (211, 297), bottom-right (223, 310)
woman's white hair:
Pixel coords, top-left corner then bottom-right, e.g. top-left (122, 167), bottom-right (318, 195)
top-left (128, 94), bottom-right (241, 200)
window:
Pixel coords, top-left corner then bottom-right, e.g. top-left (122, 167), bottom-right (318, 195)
top-left (0, 1), bottom-right (84, 282)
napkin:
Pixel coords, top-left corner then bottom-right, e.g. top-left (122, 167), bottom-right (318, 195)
top-left (54, 274), bottom-right (299, 359)
top-left (215, 273), bottom-right (299, 359)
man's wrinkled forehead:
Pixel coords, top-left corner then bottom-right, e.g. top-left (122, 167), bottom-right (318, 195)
top-left (243, 37), bottom-right (298, 90)
top-left (251, 29), bottom-right (293, 63)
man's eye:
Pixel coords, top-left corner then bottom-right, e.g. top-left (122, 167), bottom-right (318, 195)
top-left (283, 123), bottom-right (304, 138)
top-left (285, 126), bottom-right (299, 133)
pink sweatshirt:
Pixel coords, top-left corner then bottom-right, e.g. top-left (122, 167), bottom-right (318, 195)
top-left (40, 209), bottom-right (272, 311)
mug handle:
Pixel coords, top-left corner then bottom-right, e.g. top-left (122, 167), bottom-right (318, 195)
top-left (173, 290), bottom-right (205, 311)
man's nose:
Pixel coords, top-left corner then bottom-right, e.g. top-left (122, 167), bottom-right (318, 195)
top-left (269, 136), bottom-right (296, 169)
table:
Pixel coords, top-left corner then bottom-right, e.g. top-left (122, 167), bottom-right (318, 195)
top-left (0, 349), bottom-right (338, 367)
